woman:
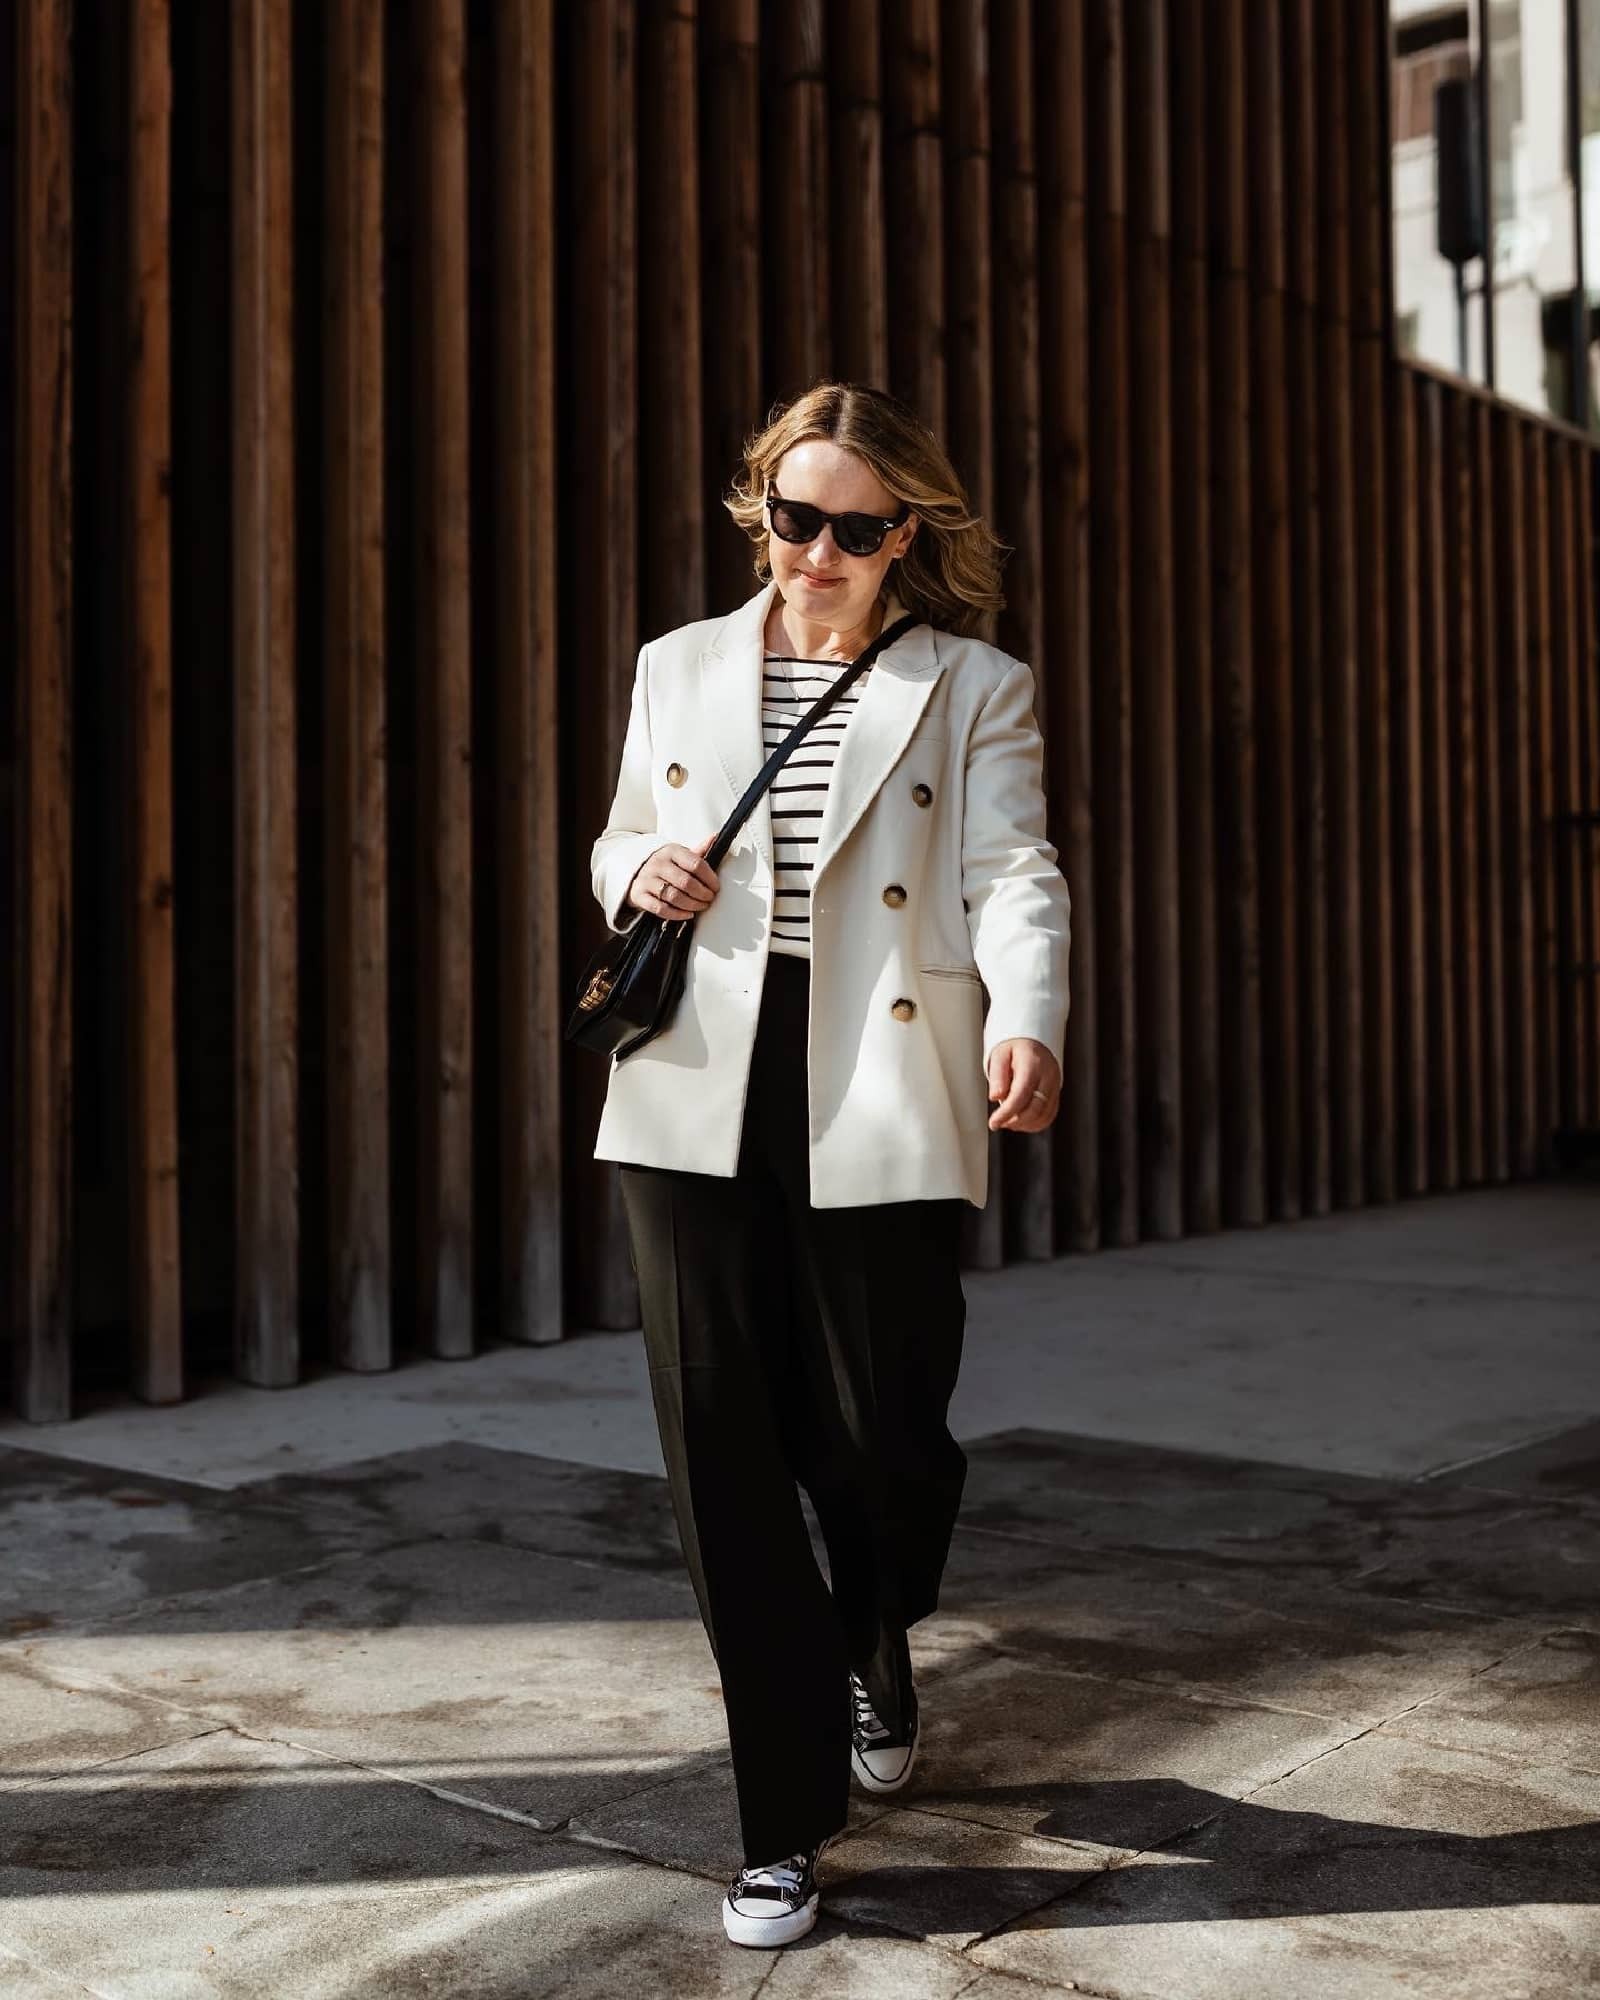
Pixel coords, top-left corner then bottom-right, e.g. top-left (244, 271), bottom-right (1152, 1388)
top-left (590, 381), bottom-right (1071, 1948)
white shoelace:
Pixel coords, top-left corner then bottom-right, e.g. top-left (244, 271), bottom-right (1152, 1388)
top-left (850, 1674), bottom-right (893, 1744)
top-left (736, 1854), bottom-right (807, 1894)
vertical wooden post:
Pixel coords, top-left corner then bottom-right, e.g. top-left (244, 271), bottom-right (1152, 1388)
top-left (766, 0), bottom-right (828, 392)
top-left (943, 0), bottom-right (1002, 1271)
top-left (566, 0), bottom-right (639, 1330)
top-left (828, 0), bottom-right (886, 386)
top-left (1209, 0), bottom-right (1265, 1227)
top-left (1528, 430), bottom-right (1557, 1167)
top-left (415, 0), bottom-right (474, 1356)
top-left (883, 0), bottom-right (945, 433)
top-left (1418, 380), bottom-right (1459, 1187)
top-left (1347, 0), bottom-right (1393, 1204)
top-left (1315, 0), bottom-right (1363, 1209)
top-left (1446, 391), bottom-right (1483, 1183)
top-left (701, 0), bottom-right (762, 610)
top-left (232, 0), bottom-right (299, 1387)
top-left (492, 0), bottom-right (562, 1344)
top-left (992, 0), bottom-right (1056, 1260)
top-left (1281, 0), bottom-right (1329, 1212)
top-left (1388, 371), bottom-right (1429, 1195)
top-left (1085, 0), bottom-right (1138, 1243)
top-left (129, 0), bottom-right (184, 1401)
top-left (13, 0), bottom-right (74, 1420)
top-left (1168, 0), bottom-right (1218, 1235)
top-left (1472, 400), bottom-right (1508, 1182)
top-left (325, 0), bottom-right (391, 1369)
top-left (1125, 0), bottom-right (1181, 1240)
top-left (1494, 409), bottom-right (1539, 1178)
top-left (1248, 0), bottom-right (1300, 1223)
top-left (1036, 0), bottom-right (1099, 1253)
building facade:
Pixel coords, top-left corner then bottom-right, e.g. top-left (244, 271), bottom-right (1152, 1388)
top-left (5, 0), bottom-right (1598, 1422)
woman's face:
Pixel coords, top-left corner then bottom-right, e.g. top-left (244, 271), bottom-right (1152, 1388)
top-left (766, 441), bottom-right (918, 632)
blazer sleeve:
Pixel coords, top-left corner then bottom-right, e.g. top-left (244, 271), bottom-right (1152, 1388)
top-left (961, 657), bottom-right (1073, 1070)
top-left (590, 642), bottom-right (664, 935)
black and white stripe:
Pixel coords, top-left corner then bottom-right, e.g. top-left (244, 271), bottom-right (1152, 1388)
top-left (761, 652), bottom-right (872, 959)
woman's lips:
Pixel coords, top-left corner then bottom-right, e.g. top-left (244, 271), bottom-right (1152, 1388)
top-left (800, 573), bottom-right (842, 586)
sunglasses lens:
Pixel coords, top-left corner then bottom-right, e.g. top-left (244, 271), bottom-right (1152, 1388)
top-left (769, 499), bottom-right (822, 545)
top-left (836, 514), bottom-right (889, 557)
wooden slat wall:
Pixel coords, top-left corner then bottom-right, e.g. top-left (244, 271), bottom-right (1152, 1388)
top-left (4, 0), bottom-right (1598, 1420)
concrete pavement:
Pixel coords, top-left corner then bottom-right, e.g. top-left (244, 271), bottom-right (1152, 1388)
top-left (1, 1182), bottom-right (1596, 1996)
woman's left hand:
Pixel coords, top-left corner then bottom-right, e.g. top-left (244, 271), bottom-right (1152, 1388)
top-left (986, 1039), bottom-right (1062, 1132)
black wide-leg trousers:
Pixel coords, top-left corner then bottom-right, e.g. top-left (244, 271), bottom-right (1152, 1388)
top-left (619, 951), bottom-right (969, 1866)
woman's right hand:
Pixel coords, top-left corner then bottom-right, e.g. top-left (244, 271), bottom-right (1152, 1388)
top-left (625, 834), bottom-right (721, 920)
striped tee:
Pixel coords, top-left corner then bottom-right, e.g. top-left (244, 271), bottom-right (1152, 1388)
top-left (761, 649), bottom-right (873, 959)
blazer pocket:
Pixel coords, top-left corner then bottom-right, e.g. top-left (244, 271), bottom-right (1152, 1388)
top-left (919, 963), bottom-right (982, 985)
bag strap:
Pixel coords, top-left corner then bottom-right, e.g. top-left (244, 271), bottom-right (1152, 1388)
top-left (703, 611), bottom-right (920, 872)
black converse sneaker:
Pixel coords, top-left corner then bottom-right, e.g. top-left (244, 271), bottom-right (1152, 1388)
top-left (721, 1835), bottom-right (831, 1948)
top-left (849, 1670), bottom-right (919, 1793)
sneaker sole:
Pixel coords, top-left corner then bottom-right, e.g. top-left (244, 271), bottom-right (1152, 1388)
top-left (721, 1891), bottom-right (819, 1948)
top-left (850, 1737), bottom-right (918, 1794)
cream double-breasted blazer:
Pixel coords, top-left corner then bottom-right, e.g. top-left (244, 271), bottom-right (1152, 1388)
top-left (590, 579), bottom-right (1072, 1209)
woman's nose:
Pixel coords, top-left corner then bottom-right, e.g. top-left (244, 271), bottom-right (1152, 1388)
top-left (807, 528), bottom-right (838, 566)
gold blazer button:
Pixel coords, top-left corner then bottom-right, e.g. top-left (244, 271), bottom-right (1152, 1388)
top-left (911, 782), bottom-right (933, 807)
top-left (882, 884), bottom-right (907, 908)
top-left (890, 997), bottom-right (917, 1022)
top-left (666, 762), bottom-right (687, 787)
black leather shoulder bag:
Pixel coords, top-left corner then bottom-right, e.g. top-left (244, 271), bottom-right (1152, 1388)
top-left (567, 611), bottom-right (920, 1062)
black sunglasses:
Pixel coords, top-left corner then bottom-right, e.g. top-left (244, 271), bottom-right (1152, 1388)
top-left (766, 488), bottom-right (911, 559)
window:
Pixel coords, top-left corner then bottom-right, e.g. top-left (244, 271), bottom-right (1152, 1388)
top-left (1391, 0), bottom-right (1593, 429)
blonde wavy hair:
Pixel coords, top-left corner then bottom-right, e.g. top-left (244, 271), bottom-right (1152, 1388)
top-left (723, 381), bottom-right (1007, 637)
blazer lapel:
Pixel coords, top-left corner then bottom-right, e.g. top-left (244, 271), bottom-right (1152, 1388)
top-left (699, 581), bottom-right (779, 861)
top-left (811, 604), bottom-right (943, 885)
top-left (697, 582), bottom-right (945, 878)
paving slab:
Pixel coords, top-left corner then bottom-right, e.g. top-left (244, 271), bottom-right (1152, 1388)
top-left (571, 1754), bottom-right (892, 1880)
top-left (0, 1948), bottom-right (98, 1997)
top-left (0, 1448), bottom-right (381, 1637)
top-left (0, 1652), bottom-right (212, 1789)
top-left (14, 1539), bottom-right (731, 1831)
top-left (0, 1725), bottom-right (778, 2000)
top-left (1435, 1418), bottom-right (1600, 1499)
top-left (966, 1731), bottom-right (1600, 2000)
top-left (1380, 1627), bottom-right (1600, 1773)
top-left (932, 1527), bottom-right (1544, 1725)
top-left (906, 1652), bottom-right (1348, 1854)
top-left (246, 1441), bottom-right (686, 1577)
top-left (822, 1805), bottom-right (1109, 1948)
top-left (956, 1430), bottom-right (1598, 1616)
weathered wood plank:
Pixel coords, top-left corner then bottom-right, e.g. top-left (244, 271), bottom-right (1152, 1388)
top-left (564, 0), bottom-right (639, 1329)
top-left (1125, 0), bottom-right (1181, 1240)
top-left (414, 0), bottom-right (474, 1356)
top-left (701, 0), bottom-right (762, 610)
top-left (884, 0), bottom-right (945, 431)
top-left (12, 0), bottom-right (75, 1420)
top-left (325, 0), bottom-right (392, 1371)
top-left (129, 0), bottom-right (184, 1402)
top-left (1418, 380), bottom-right (1459, 1187)
top-left (942, 0), bottom-right (1003, 1272)
top-left (1492, 406), bottom-right (1540, 1179)
top-left (1315, 0), bottom-right (1362, 1209)
top-left (1035, 0), bottom-right (1099, 1253)
top-left (1281, 0), bottom-right (1329, 1212)
top-left (1446, 389), bottom-right (1484, 1184)
top-left (828, 0), bottom-right (886, 385)
top-left (1347, 0), bottom-right (1393, 1203)
top-left (766, 0), bottom-right (828, 391)
top-left (991, 0), bottom-right (1055, 1259)
top-left (1247, 0), bottom-right (1300, 1221)
top-left (1388, 370), bottom-right (1429, 1195)
top-left (1550, 441), bottom-right (1592, 1130)
top-left (1085, 0), bottom-right (1138, 1244)
top-left (232, 0), bottom-right (299, 1387)
top-left (491, 0), bottom-right (562, 1344)
top-left (1472, 398), bottom-right (1508, 1183)
top-left (1528, 429), bottom-right (1558, 1166)
top-left (1208, 0), bottom-right (1265, 1227)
